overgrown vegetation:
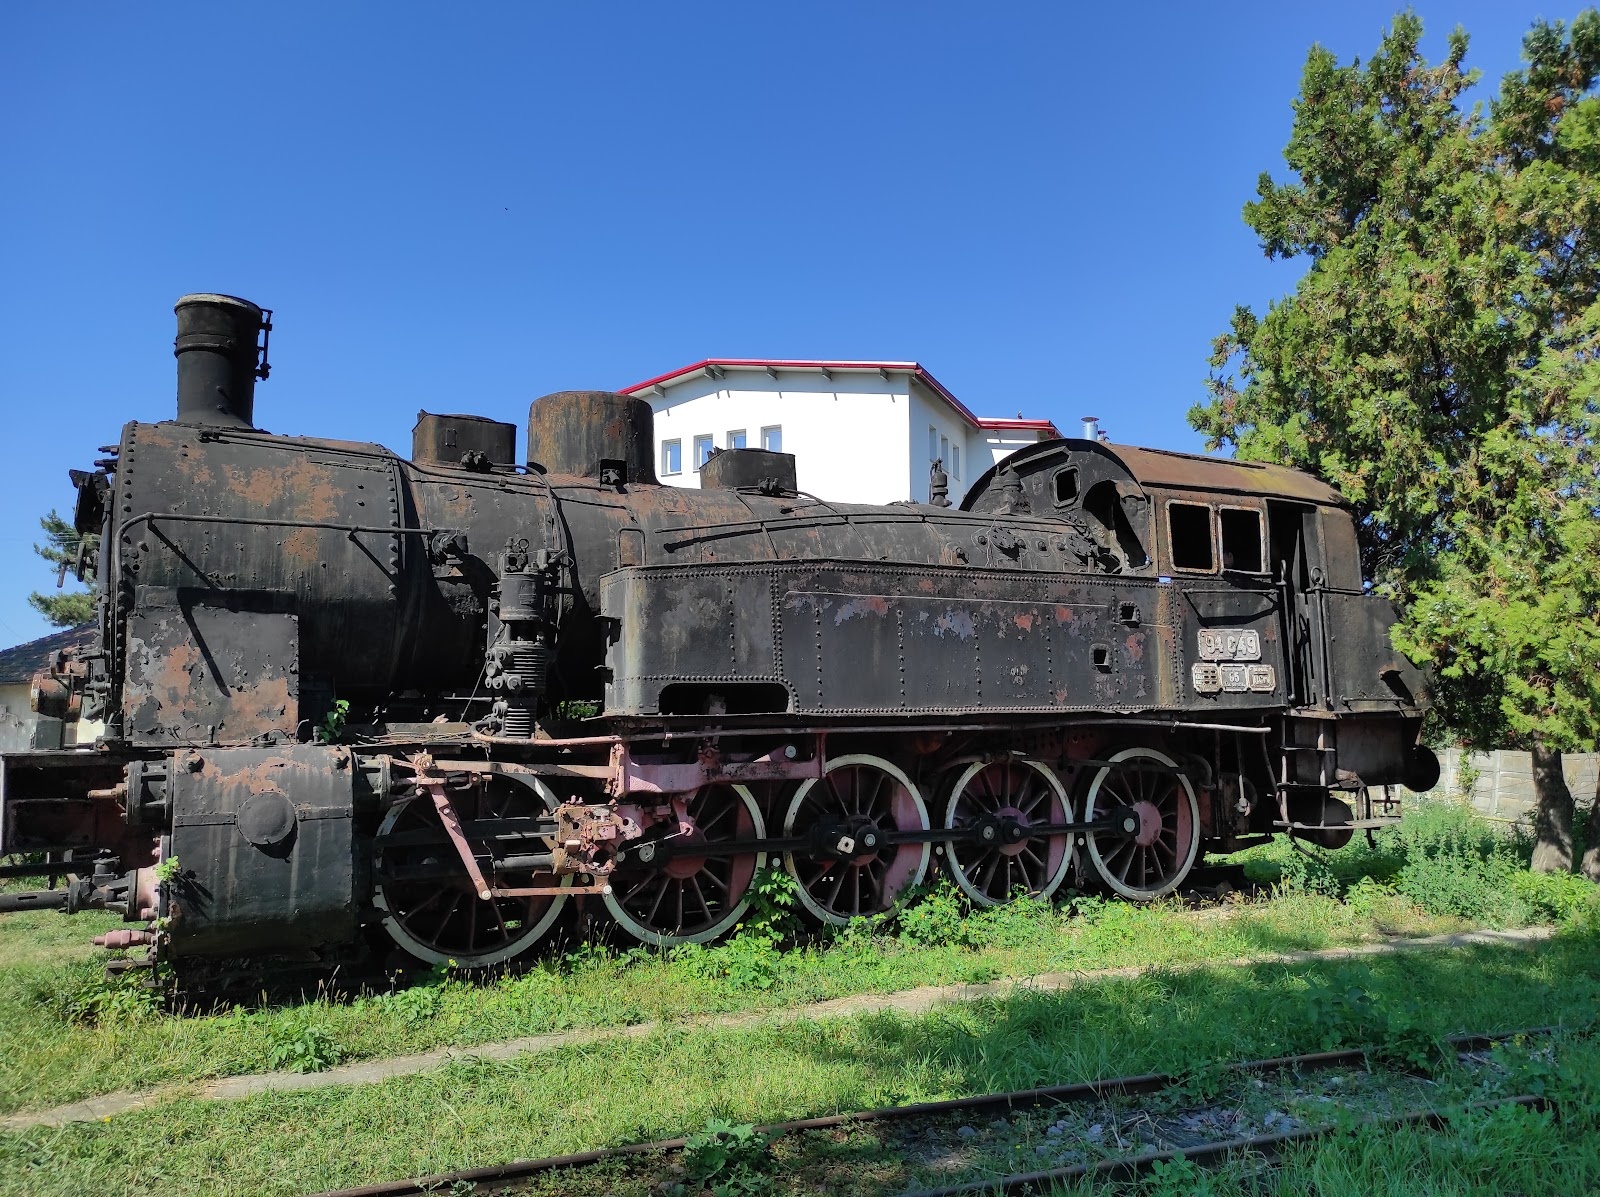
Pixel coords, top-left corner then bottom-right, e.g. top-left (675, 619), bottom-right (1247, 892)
top-left (0, 803), bottom-right (1592, 1126)
top-left (1235, 800), bottom-right (1600, 925)
top-left (1, 921), bottom-right (1597, 1196)
top-left (676, 1118), bottom-right (776, 1197)
top-left (315, 699), bottom-right (351, 745)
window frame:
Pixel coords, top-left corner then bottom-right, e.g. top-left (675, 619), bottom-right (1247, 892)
top-left (726, 428), bottom-right (747, 451)
top-left (1218, 504), bottom-right (1268, 575)
top-left (692, 434), bottom-right (714, 471)
top-left (950, 443), bottom-right (960, 480)
top-left (1053, 466), bottom-right (1080, 507)
top-left (1165, 498), bottom-right (1219, 575)
top-left (660, 439), bottom-right (682, 477)
top-left (760, 425), bottom-right (782, 453)
top-left (928, 425), bottom-right (939, 460)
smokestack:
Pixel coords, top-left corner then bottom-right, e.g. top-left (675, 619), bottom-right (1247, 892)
top-left (1080, 416), bottom-right (1100, 441)
top-left (174, 294), bottom-right (271, 428)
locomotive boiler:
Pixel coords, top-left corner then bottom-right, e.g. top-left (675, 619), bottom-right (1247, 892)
top-left (0, 295), bottom-right (1439, 972)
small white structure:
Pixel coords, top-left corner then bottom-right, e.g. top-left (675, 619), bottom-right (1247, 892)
top-left (621, 360), bottom-right (1060, 506)
top-left (0, 624), bottom-right (96, 752)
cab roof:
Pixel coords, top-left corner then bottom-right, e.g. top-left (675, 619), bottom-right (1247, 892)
top-left (963, 439), bottom-right (1345, 508)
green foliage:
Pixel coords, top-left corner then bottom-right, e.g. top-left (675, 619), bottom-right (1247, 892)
top-left (315, 699), bottom-right (351, 744)
top-left (667, 865), bottom-right (804, 991)
top-left (895, 879), bottom-right (977, 948)
top-left (1304, 980), bottom-right (1443, 1070)
top-left (1191, 11), bottom-right (1600, 757)
top-left (739, 863), bottom-right (802, 948)
top-left (1141, 1156), bottom-right (1210, 1197)
top-left (378, 982), bottom-right (444, 1026)
top-left (27, 510), bottom-right (97, 629)
top-left (1246, 801), bottom-right (1600, 923)
top-left (676, 1118), bottom-right (774, 1197)
top-left (151, 856), bottom-right (180, 884)
top-left (49, 970), bottom-right (160, 1026)
top-left (265, 1020), bottom-right (343, 1073)
top-left (554, 700), bottom-right (601, 720)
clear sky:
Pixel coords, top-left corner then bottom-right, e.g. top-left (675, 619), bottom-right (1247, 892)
top-left (0, 1), bottom-right (1567, 646)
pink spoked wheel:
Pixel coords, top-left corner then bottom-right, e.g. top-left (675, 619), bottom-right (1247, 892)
top-left (603, 784), bottom-right (766, 946)
top-left (943, 756), bottom-right (1074, 906)
top-left (783, 754), bottom-right (930, 925)
top-left (1084, 746), bottom-right (1200, 900)
top-left (374, 776), bottom-right (568, 967)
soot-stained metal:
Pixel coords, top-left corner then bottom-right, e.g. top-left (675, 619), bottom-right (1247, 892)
top-left (0, 295), bottom-right (1438, 974)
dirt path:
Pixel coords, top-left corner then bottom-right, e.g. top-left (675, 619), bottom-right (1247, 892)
top-left (0, 925), bottom-right (1554, 1131)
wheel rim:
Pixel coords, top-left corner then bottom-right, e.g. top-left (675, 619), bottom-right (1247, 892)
top-left (784, 754), bottom-right (929, 925)
top-left (603, 784), bottom-right (766, 946)
top-left (944, 757), bottom-right (1074, 906)
top-left (1084, 747), bottom-right (1199, 900)
top-left (374, 777), bottom-right (568, 967)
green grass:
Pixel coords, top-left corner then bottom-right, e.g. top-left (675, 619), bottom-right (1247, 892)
top-left (0, 801), bottom-right (1596, 1197)
top-left (2, 920), bottom-right (1597, 1197)
top-left (0, 887), bottom-right (1469, 1118)
top-left (1, 801), bottom-right (1595, 1122)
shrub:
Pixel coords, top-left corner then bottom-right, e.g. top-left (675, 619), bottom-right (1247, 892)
top-left (895, 879), bottom-right (975, 948)
top-left (265, 1020), bottom-right (343, 1072)
top-left (677, 1118), bottom-right (774, 1197)
top-left (47, 967), bottom-right (161, 1025)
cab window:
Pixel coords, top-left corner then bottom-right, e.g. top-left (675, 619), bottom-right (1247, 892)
top-left (1168, 502), bottom-right (1215, 571)
top-left (1219, 507), bottom-right (1264, 573)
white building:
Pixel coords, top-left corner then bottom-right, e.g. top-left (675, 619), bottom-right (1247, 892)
top-left (620, 359), bottom-right (1060, 506)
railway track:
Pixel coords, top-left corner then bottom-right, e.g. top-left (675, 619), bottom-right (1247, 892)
top-left (308, 1024), bottom-right (1573, 1197)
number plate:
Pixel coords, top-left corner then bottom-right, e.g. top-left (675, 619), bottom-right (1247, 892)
top-left (1197, 628), bottom-right (1261, 661)
top-left (1191, 662), bottom-right (1276, 695)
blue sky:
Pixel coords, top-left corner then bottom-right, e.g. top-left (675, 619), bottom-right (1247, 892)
top-left (0, 1), bottom-right (1567, 646)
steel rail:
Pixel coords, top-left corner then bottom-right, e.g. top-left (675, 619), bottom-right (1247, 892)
top-left (303, 1025), bottom-right (1570, 1197)
top-left (902, 1095), bottom-right (1551, 1197)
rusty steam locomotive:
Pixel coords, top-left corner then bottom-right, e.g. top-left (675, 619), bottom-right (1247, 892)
top-left (0, 295), bottom-right (1438, 971)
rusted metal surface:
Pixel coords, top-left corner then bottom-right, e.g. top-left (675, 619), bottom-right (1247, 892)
top-left (122, 606), bottom-right (299, 745)
top-left (411, 411), bottom-right (516, 470)
top-left (425, 781), bottom-right (493, 900)
top-left (699, 446), bottom-right (797, 493)
top-left (526, 390), bottom-right (657, 483)
top-left (165, 744), bottom-right (359, 957)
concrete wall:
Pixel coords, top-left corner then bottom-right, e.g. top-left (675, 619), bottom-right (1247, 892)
top-left (908, 383), bottom-right (977, 503)
top-left (0, 683), bottom-right (32, 753)
top-left (0, 683), bottom-right (97, 751)
top-left (1422, 748), bottom-right (1600, 825)
top-left (648, 373), bottom-right (915, 505)
top-left (978, 432), bottom-right (1039, 472)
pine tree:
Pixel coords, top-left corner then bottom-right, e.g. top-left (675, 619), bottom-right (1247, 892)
top-left (1191, 13), bottom-right (1600, 874)
top-left (28, 510), bottom-right (98, 628)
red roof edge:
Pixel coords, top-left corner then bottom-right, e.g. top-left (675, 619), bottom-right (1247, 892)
top-left (975, 417), bottom-right (1063, 437)
top-left (621, 358), bottom-right (1058, 437)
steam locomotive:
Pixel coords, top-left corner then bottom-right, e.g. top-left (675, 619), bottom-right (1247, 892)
top-left (0, 295), bottom-right (1438, 972)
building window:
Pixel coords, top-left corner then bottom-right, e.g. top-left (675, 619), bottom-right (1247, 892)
top-left (761, 425), bottom-right (782, 452)
top-left (693, 434), bottom-right (714, 470)
top-left (951, 444), bottom-right (960, 480)
top-left (726, 429), bottom-right (747, 450)
top-left (929, 425), bottom-right (938, 460)
top-left (940, 435), bottom-right (949, 468)
top-left (661, 439), bottom-right (682, 476)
